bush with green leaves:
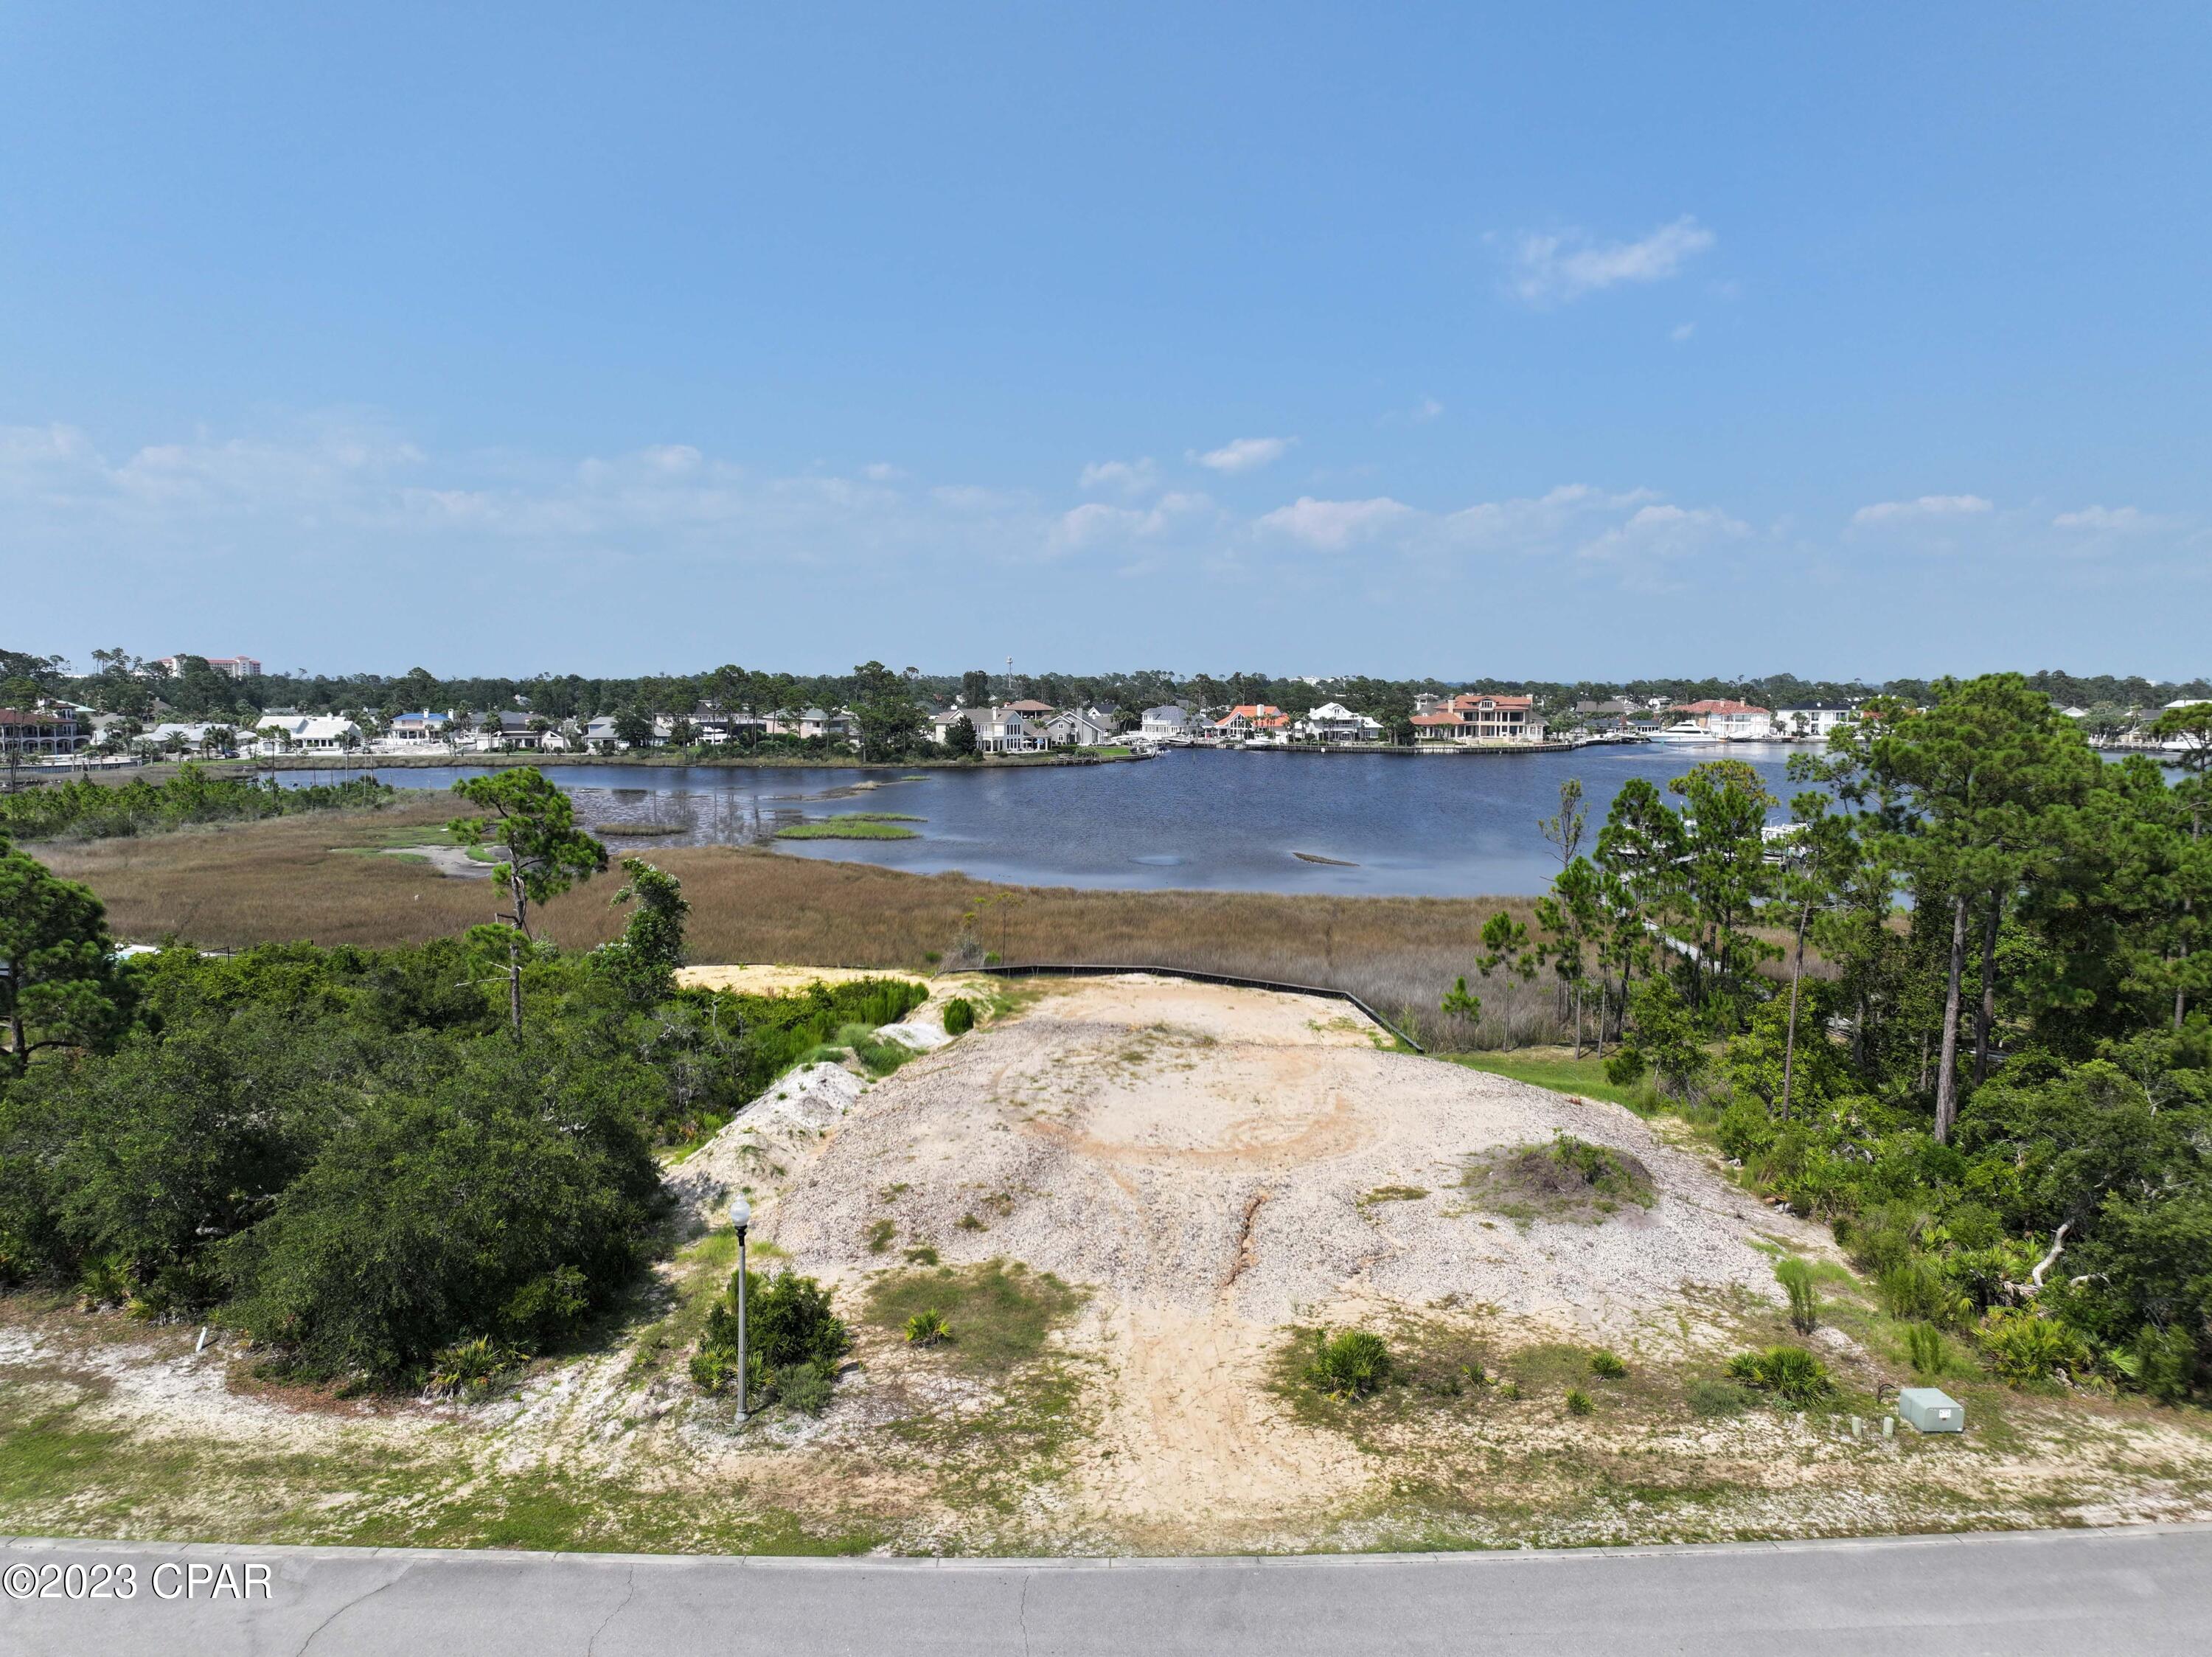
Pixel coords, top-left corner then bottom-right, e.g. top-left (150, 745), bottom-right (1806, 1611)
top-left (1686, 1378), bottom-right (1753, 1417)
top-left (903, 1307), bottom-right (951, 1347)
top-left (2133, 1324), bottom-right (2198, 1404)
top-left (1565, 1387), bottom-right (1594, 1417)
top-left (1588, 1349), bottom-right (1627, 1380)
top-left (1905, 1322), bottom-right (1948, 1378)
top-left (1306, 1329), bottom-right (1394, 1399)
top-left (425, 1335), bottom-right (527, 1399)
top-left (694, 1266), bottom-right (851, 1408)
top-left (1976, 1308), bottom-right (2090, 1386)
top-left (1775, 1257), bottom-right (1820, 1334)
top-left (1725, 1345), bottom-right (1834, 1405)
top-left (942, 997), bottom-right (975, 1037)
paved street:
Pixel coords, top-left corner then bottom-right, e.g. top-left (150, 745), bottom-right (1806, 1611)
top-left (3, 1525), bottom-right (2208, 1656)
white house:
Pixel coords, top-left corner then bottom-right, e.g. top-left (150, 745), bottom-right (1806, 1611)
top-left (1672, 700), bottom-right (1773, 740)
top-left (1295, 701), bottom-right (1384, 743)
top-left (1139, 704), bottom-right (1194, 742)
top-left (387, 710), bottom-right (453, 743)
top-left (932, 704), bottom-right (1047, 753)
top-left (1774, 705), bottom-right (1859, 741)
top-left (254, 715), bottom-right (361, 752)
top-left (583, 715), bottom-right (625, 749)
top-left (1043, 706), bottom-right (1117, 748)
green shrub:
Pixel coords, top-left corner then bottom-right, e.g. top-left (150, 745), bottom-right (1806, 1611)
top-left (2136, 1324), bottom-right (2197, 1404)
top-left (776, 1359), bottom-right (835, 1414)
top-left (425, 1335), bottom-right (526, 1399)
top-left (1905, 1322), bottom-right (1948, 1378)
top-left (704, 1268), bottom-right (849, 1376)
top-left (77, 1254), bottom-right (132, 1310)
top-left (1716, 1098), bottom-right (1777, 1162)
top-left (1589, 1349), bottom-right (1627, 1379)
top-left (1775, 1257), bottom-right (1819, 1334)
top-left (866, 1219), bottom-right (895, 1254)
top-left (942, 997), bottom-right (975, 1037)
top-left (689, 1348), bottom-right (736, 1394)
top-left (1977, 1308), bottom-right (2087, 1385)
top-left (1565, 1387), bottom-right (1594, 1417)
top-left (1878, 1257), bottom-right (1965, 1326)
top-left (1307, 1329), bottom-right (1394, 1399)
top-left (1602, 1046), bottom-right (1647, 1088)
top-left (904, 1307), bottom-right (951, 1347)
top-left (1725, 1345), bottom-right (1834, 1404)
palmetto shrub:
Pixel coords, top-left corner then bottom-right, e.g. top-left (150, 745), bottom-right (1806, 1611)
top-left (1588, 1349), bottom-right (1627, 1380)
top-left (1977, 1308), bottom-right (2088, 1385)
top-left (1307, 1329), bottom-right (1394, 1399)
top-left (425, 1335), bottom-right (526, 1399)
top-left (904, 1307), bottom-right (951, 1347)
top-left (1725, 1345), bottom-right (1834, 1405)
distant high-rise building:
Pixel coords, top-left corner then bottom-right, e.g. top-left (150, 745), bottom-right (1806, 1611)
top-left (155, 654), bottom-right (262, 680)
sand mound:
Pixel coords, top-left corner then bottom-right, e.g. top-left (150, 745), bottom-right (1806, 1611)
top-left (761, 975), bottom-right (1815, 1336)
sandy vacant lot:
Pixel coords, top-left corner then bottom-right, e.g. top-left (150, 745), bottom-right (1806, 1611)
top-left (6, 973), bottom-right (2210, 1556)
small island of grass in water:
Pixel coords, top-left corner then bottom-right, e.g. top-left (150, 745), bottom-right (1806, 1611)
top-left (776, 811), bottom-right (924, 841)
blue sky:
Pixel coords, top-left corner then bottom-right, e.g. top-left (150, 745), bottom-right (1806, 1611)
top-left (4, 3), bottom-right (2208, 681)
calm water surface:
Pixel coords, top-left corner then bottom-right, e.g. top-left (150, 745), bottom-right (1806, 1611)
top-left (335, 746), bottom-right (1814, 897)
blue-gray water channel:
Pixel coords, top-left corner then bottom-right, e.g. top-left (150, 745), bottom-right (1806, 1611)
top-left (314, 745), bottom-right (1817, 897)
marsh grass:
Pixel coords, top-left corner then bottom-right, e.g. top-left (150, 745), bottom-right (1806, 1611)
top-left (44, 805), bottom-right (1565, 1047)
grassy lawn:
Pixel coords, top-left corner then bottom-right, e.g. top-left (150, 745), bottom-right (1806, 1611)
top-left (1437, 1046), bottom-right (1658, 1112)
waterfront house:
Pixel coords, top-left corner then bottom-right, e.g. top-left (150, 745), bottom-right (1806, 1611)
top-left (388, 709), bottom-right (453, 743)
top-left (254, 715), bottom-right (361, 752)
top-left (1410, 694), bottom-right (1545, 745)
top-left (932, 704), bottom-right (1048, 753)
top-left (1671, 699), bottom-right (1773, 740)
top-left (1044, 706), bottom-right (1117, 748)
top-left (1213, 704), bottom-right (1292, 740)
top-left (583, 715), bottom-right (624, 750)
top-left (1139, 704), bottom-right (1194, 741)
top-left (0, 706), bottom-right (83, 758)
top-left (1775, 705), bottom-right (1859, 741)
top-left (1295, 702), bottom-right (1384, 743)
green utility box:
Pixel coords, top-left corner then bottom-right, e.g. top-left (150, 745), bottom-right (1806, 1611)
top-left (1898, 1387), bottom-right (1964, 1434)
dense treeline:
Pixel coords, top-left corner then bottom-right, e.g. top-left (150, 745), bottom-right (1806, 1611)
top-left (0, 799), bottom-right (922, 1387)
top-left (10, 645), bottom-right (2205, 730)
top-left (1469, 677), bottom-right (2212, 1399)
top-left (0, 767), bottom-right (394, 841)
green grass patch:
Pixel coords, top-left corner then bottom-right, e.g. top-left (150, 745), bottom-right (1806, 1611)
top-left (862, 1260), bottom-right (1085, 1376)
top-left (776, 818), bottom-right (921, 841)
top-left (1438, 1049), bottom-right (1660, 1113)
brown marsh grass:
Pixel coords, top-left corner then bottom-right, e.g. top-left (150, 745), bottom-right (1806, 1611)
top-left (41, 799), bottom-right (1574, 1047)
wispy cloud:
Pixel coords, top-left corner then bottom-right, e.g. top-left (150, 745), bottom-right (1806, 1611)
top-left (1503, 216), bottom-right (1714, 306)
top-left (1077, 457), bottom-right (1159, 495)
top-left (1670, 322), bottom-right (1697, 343)
top-left (1190, 435), bottom-right (1294, 473)
top-left (2053, 504), bottom-right (2158, 532)
top-left (1851, 494), bottom-right (1994, 526)
top-left (1255, 496), bottom-right (1415, 551)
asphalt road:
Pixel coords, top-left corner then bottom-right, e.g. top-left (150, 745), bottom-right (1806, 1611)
top-left (3, 1526), bottom-right (2207, 1656)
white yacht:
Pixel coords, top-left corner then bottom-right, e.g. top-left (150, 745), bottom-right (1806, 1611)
top-left (1651, 722), bottom-right (1726, 745)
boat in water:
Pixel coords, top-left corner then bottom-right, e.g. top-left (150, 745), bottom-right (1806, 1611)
top-left (1650, 722), bottom-right (1726, 745)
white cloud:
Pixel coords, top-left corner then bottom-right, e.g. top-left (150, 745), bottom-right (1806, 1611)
top-left (862, 462), bottom-right (908, 482)
top-left (1410, 397), bottom-right (1444, 423)
top-left (1504, 216), bottom-right (1714, 305)
top-left (2053, 504), bottom-right (2157, 532)
top-left (1579, 503), bottom-right (1750, 565)
top-left (1190, 436), bottom-right (1294, 473)
top-left (1077, 457), bottom-right (1159, 495)
top-left (1049, 490), bottom-right (1212, 552)
top-left (1670, 322), bottom-right (1697, 343)
top-left (1255, 496), bottom-right (1414, 551)
top-left (1851, 495), bottom-right (1994, 526)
